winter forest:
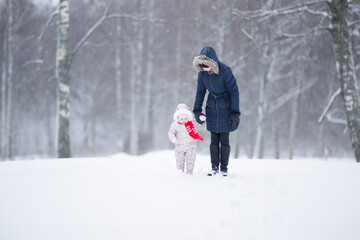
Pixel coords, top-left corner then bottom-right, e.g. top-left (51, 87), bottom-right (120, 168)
top-left (1, 0), bottom-right (360, 161)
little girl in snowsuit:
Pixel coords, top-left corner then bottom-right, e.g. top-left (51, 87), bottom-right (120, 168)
top-left (168, 104), bottom-right (205, 175)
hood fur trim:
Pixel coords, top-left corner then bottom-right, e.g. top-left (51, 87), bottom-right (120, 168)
top-left (193, 55), bottom-right (219, 74)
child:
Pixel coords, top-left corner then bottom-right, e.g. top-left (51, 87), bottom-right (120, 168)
top-left (168, 103), bottom-right (205, 175)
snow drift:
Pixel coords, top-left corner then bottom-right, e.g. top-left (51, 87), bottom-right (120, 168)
top-left (0, 151), bottom-right (359, 240)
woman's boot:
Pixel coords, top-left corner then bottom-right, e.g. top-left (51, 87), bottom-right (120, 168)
top-left (220, 145), bottom-right (231, 174)
top-left (208, 144), bottom-right (219, 176)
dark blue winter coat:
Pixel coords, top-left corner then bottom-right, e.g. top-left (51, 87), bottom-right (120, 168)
top-left (193, 46), bottom-right (240, 133)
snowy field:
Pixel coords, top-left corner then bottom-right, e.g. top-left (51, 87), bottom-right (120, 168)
top-left (0, 150), bottom-right (360, 240)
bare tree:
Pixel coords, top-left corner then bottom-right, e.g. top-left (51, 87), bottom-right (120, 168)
top-left (54, 0), bottom-right (162, 157)
top-left (0, 0), bottom-right (14, 160)
top-left (2, 0), bottom-right (358, 159)
top-left (328, 0), bottom-right (360, 162)
top-left (1, 18), bottom-right (7, 160)
top-left (142, 0), bottom-right (155, 136)
top-left (254, 45), bottom-right (270, 158)
top-left (115, 4), bottom-right (124, 152)
top-left (56, 0), bottom-right (71, 158)
top-left (233, 0), bottom-right (360, 161)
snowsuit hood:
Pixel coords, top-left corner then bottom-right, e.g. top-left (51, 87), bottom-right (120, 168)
top-left (173, 103), bottom-right (194, 122)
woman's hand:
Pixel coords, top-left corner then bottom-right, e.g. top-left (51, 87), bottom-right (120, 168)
top-left (199, 115), bottom-right (206, 122)
top-left (193, 109), bottom-right (206, 124)
top-left (230, 111), bottom-right (240, 127)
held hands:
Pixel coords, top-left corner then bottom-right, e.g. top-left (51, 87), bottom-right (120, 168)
top-left (199, 115), bottom-right (206, 122)
top-left (230, 111), bottom-right (241, 127)
top-left (193, 109), bottom-right (206, 124)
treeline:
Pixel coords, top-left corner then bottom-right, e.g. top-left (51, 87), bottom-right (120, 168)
top-left (0, 0), bottom-right (359, 160)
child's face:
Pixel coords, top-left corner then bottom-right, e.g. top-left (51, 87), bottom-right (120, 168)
top-left (178, 116), bottom-right (189, 124)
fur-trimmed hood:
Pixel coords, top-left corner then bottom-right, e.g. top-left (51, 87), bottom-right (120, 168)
top-left (193, 46), bottom-right (219, 74)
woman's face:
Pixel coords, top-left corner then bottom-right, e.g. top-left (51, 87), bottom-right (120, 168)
top-left (203, 67), bottom-right (212, 72)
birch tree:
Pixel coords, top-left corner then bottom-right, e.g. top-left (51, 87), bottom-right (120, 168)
top-left (54, 0), bottom-right (161, 157)
top-left (1, 21), bottom-right (7, 160)
top-left (328, 0), bottom-right (360, 162)
top-left (0, 0), bottom-right (14, 160)
top-left (129, 0), bottom-right (145, 155)
top-left (142, 0), bottom-right (155, 136)
top-left (56, 0), bottom-right (71, 158)
top-left (254, 45), bottom-right (270, 158)
top-left (115, 5), bottom-right (124, 152)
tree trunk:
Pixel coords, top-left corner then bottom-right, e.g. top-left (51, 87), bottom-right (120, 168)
top-left (56, 0), bottom-right (71, 158)
top-left (3, 0), bottom-right (14, 160)
top-left (129, 0), bottom-right (144, 155)
top-left (173, 1), bottom-right (183, 106)
top-left (329, 0), bottom-right (360, 162)
top-left (288, 80), bottom-right (300, 159)
top-left (254, 46), bottom-right (270, 159)
top-left (1, 20), bottom-right (7, 160)
top-left (217, 24), bottom-right (225, 59)
top-left (115, 14), bottom-right (124, 152)
top-left (273, 123), bottom-right (280, 159)
top-left (46, 94), bottom-right (55, 157)
top-left (142, 0), bottom-right (155, 135)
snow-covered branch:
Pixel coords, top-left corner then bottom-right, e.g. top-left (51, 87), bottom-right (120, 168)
top-left (232, 26), bottom-right (326, 66)
top-left (70, 1), bottom-right (113, 60)
top-left (232, 0), bottom-right (330, 24)
top-left (38, 6), bottom-right (59, 42)
top-left (241, 28), bottom-right (258, 47)
top-left (70, 0), bottom-right (165, 63)
top-left (277, 26), bottom-right (330, 39)
top-left (106, 13), bottom-right (165, 23)
top-left (14, 3), bottom-right (31, 30)
top-left (349, 19), bottom-right (360, 28)
top-left (324, 109), bottom-right (347, 125)
top-left (22, 59), bottom-right (44, 67)
top-left (268, 79), bottom-right (317, 114)
top-left (318, 88), bottom-right (341, 123)
top-left (231, 39), bottom-right (274, 66)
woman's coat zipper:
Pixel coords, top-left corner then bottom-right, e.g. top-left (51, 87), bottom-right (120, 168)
top-left (209, 73), bottom-right (219, 133)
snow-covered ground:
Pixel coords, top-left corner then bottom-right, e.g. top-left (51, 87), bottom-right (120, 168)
top-left (0, 151), bottom-right (360, 240)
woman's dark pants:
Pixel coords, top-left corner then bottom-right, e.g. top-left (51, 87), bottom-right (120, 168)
top-left (210, 132), bottom-right (230, 172)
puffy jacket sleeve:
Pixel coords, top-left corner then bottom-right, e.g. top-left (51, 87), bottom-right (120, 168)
top-left (224, 68), bottom-right (240, 113)
top-left (193, 73), bottom-right (206, 111)
top-left (168, 121), bottom-right (177, 143)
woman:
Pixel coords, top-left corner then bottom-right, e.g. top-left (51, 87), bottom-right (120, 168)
top-left (192, 46), bottom-right (240, 177)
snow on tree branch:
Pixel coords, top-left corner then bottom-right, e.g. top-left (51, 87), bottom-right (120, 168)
top-left (232, 0), bottom-right (330, 25)
top-left (106, 13), bottom-right (165, 23)
top-left (318, 88), bottom-right (341, 124)
top-left (22, 59), bottom-right (44, 67)
top-left (277, 26), bottom-right (331, 39)
top-left (70, 1), bottom-right (113, 60)
top-left (38, 6), bottom-right (59, 42)
top-left (70, 0), bottom-right (164, 63)
top-left (324, 109), bottom-right (347, 125)
top-left (232, 27), bottom-right (326, 66)
top-left (349, 19), bottom-right (360, 28)
top-left (268, 79), bottom-right (317, 114)
top-left (241, 28), bottom-right (258, 47)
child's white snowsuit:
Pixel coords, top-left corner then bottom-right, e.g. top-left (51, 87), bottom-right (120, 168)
top-left (168, 120), bottom-right (200, 172)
